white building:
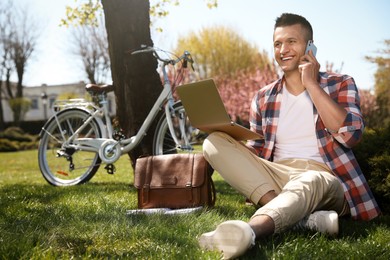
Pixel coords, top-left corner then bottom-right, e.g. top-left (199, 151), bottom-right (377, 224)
top-left (1, 82), bottom-right (116, 123)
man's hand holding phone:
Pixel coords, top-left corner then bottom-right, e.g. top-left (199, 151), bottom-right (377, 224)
top-left (305, 40), bottom-right (317, 56)
top-left (299, 40), bottom-right (320, 89)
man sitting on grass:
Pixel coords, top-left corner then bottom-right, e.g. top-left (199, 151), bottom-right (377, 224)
top-left (198, 13), bottom-right (381, 259)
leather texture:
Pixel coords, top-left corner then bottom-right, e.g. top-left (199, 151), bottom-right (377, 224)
top-left (134, 153), bottom-right (215, 209)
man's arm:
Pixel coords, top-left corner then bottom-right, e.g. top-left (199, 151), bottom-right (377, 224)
top-left (299, 51), bottom-right (347, 132)
top-left (299, 51), bottom-right (364, 148)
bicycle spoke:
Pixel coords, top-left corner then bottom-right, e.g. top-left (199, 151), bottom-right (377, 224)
top-left (65, 118), bottom-right (76, 136)
top-left (38, 109), bottom-right (102, 186)
top-left (41, 127), bottom-right (64, 144)
top-left (153, 102), bottom-right (205, 155)
top-left (84, 128), bottom-right (95, 138)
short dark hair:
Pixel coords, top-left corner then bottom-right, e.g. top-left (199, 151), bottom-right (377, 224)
top-left (274, 13), bottom-right (313, 41)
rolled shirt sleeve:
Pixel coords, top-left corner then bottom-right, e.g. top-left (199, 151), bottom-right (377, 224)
top-left (323, 75), bottom-right (364, 148)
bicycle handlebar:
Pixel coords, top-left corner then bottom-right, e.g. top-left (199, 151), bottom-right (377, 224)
top-left (131, 45), bottom-right (194, 69)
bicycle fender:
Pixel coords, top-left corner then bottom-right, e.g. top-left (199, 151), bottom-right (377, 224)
top-left (39, 108), bottom-right (106, 139)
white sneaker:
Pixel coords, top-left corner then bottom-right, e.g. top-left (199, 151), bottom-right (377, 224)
top-left (298, 210), bottom-right (339, 236)
top-left (198, 220), bottom-right (256, 259)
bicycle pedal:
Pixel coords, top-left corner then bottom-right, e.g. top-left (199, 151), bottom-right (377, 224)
top-left (104, 164), bottom-right (116, 174)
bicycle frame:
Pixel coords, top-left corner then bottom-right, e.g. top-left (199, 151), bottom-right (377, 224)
top-left (42, 47), bottom-right (192, 164)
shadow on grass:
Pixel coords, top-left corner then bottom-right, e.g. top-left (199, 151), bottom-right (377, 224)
top-left (0, 182), bottom-right (139, 258)
top-left (0, 182), bottom-right (133, 231)
top-left (1, 178), bottom-right (389, 259)
top-left (339, 214), bottom-right (390, 237)
top-left (210, 179), bottom-right (390, 259)
top-left (0, 182), bottom-right (131, 206)
top-left (241, 215), bottom-right (390, 259)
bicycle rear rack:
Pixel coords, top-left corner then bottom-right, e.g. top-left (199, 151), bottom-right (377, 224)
top-left (52, 99), bottom-right (98, 113)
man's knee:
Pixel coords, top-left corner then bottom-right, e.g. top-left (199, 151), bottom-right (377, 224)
top-left (290, 170), bottom-right (341, 196)
top-left (204, 132), bottom-right (230, 144)
top-left (286, 171), bottom-right (324, 193)
top-left (203, 133), bottom-right (217, 156)
top-left (203, 132), bottom-right (224, 161)
top-left (203, 132), bottom-right (232, 154)
top-left (306, 171), bottom-right (341, 191)
top-left (303, 171), bottom-right (324, 183)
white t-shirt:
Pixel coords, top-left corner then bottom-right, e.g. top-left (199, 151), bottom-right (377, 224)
top-left (273, 85), bottom-right (323, 163)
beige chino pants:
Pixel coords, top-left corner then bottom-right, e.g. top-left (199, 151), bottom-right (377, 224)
top-left (203, 132), bottom-right (348, 233)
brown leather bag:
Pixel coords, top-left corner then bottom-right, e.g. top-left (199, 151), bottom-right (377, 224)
top-left (134, 153), bottom-right (216, 209)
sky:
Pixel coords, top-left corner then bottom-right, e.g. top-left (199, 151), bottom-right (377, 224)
top-left (12, 0), bottom-right (390, 90)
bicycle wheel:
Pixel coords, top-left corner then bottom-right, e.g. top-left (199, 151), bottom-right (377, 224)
top-left (38, 108), bottom-right (102, 186)
top-left (153, 101), bottom-right (205, 155)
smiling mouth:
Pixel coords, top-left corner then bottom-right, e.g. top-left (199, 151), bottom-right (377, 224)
top-left (281, 56), bottom-right (293, 61)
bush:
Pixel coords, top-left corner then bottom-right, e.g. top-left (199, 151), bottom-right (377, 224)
top-left (354, 125), bottom-right (390, 214)
top-left (18, 141), bottom-right (39, 151)
top-left (368, 152), bottom-right (390, 212)
top-left (0, 127), bottom-right (38, 152)
top-left (0, 138), bottom-right (19, 152)
top-left (0, 127), bottom-right (35, 142)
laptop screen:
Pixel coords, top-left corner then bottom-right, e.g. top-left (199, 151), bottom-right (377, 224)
top-left (177, 79), bottom-right (263, 141)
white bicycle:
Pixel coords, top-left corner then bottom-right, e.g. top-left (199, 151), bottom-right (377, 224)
top-left (38, 46), bottom-right (200, 186)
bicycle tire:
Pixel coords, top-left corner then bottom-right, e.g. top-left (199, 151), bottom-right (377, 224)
top-left (38, 108), bottom-right (102, 186)
top-left (153, 101), bottom-right (205, 155)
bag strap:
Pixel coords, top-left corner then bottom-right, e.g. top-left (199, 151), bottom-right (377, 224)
top-left (209, 174), bottom-right (216, 206)
top-left (207, 163), bottom-right (216, 206)
top-left (189, 153), bottom-right (195, 188)
top-left (142, 156), bottom-right (154, 205)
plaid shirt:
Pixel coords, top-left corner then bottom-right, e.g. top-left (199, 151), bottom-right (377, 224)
top-left (248, 72), bottom-right (381, 221)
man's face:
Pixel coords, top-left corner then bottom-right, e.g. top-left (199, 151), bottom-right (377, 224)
top-left (273, 24), bottom-right (308, 74)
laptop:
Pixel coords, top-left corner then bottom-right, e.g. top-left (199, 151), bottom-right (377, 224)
top-left (176, 79), bottom-right (263, 141)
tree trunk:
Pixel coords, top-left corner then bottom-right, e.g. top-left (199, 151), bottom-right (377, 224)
top-left (0, 81), bottom-right (5, 130)
top-left (101, 0), bottom-right (162, 168)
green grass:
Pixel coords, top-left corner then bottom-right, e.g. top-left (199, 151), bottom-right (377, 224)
top-left (1, 150), bottom-right (389, 259)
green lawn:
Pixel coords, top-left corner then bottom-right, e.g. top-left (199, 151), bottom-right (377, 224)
top-left (0, 150), bottom-right (389, 259)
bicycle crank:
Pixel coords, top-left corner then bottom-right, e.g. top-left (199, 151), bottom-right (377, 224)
top-left (99, 139), bottom-right (121, 164)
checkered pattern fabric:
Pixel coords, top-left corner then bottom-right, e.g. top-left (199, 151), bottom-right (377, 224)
top-left (247, 72), bottom-right (381, 220)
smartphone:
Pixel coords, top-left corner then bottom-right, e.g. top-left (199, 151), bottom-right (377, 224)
top-left (305, 40), bottom-right (317, 57)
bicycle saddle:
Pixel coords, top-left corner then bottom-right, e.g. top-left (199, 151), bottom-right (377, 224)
top-left (85, 84), bottom-right (115, 94)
